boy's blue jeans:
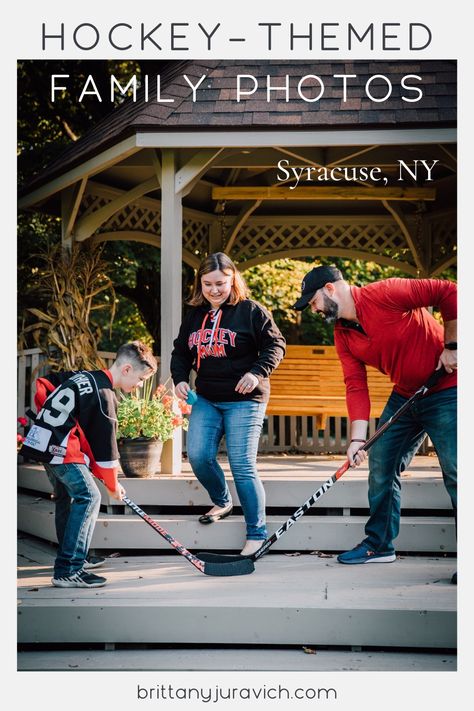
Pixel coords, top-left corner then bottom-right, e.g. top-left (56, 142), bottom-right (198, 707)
top-left (186, 396), bottom-right (267, 540)
top-left (364, 387), bottom-right (457, 553)
top-left (44, 463), bottom-right (101, 577)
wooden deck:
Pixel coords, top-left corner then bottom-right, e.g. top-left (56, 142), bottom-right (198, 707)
top-left (18, 495), bottom-right (455, 553)
top-left (18, 457), bottom-right (455, 554)
top-left (19, 455), bottom-right (451, 508)
top-left (17, 454), bottom-right (457, 669)
top-left (18, 536), bottom-right (456, 650)
top-left (17, 646), bottom-right (457, 672)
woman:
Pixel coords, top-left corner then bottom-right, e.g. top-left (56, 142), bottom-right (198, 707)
top-left (171, 252), bottom-right (286, 556)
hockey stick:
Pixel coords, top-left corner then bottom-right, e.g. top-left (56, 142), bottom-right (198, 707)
top-left (123, 496), bottom-right (254, 576)
top-left (198, 367), bottom-right (447, 565)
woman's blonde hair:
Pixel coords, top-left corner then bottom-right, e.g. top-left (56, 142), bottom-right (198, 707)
top-left (188, 252), bottom-right (250, 306)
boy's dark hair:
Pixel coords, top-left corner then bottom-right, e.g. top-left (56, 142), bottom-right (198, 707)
top-left (114, 341), bottom-right (158, 373)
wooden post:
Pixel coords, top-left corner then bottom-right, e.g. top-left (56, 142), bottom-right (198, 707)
top-left (160, 149), bottom-right (183, 475)
top-left (61, 180), bottom-right (86, 250)
top-left (17, 354), bottom-right (27, 418)
top-left (29, 351), bottom-right (39, 411)
top-left (61, 191), bottom-right (73, 252)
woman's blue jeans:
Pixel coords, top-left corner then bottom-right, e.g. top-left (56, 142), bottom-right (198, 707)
top-left (364, 386), bottom-right (457, 553)
top-left (186, 396), bottom-right (267, 540)
top-left (44, 463), bottom-right (101, 577)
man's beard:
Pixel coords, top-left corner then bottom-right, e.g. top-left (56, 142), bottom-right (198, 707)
top-left (321, 294), bottom-right (339, 324)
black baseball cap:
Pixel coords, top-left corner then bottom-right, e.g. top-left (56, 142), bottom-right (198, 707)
top-left (292, 265), bottom-right (343, 311)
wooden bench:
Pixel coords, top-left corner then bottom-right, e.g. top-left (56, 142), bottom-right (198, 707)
top-left (267, 345), bottom-right (393, 430)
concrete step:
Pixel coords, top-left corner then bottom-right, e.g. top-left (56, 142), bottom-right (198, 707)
top-left (17, 493), bottom-right (456, 553)
top-left (18, 459), bottom-right (452, 510)
top-left (17, 648), bottom-right (457, 672)
top-left (17, 541), bottom-right (456, 649)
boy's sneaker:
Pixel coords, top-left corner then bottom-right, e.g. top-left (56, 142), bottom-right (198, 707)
top-left (337, 541), bottom-right (396, 565)
top-left (52, 570), bottom-right (107, 588)
top-left (83, 555), bottom-right (106, 569)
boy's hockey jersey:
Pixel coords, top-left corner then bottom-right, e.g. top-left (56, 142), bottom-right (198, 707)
top-left (21, 369), bottom-right (120, 492)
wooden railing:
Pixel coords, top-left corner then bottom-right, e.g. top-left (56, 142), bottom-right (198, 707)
top-left (17, 347), bottom-right (395, 455)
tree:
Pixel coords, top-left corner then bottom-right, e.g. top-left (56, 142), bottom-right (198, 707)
top-left (18, 60), bottom-right (167, 183)
top-left (243, 257), bottom-right (455, 345)
top-left (18, 60), bottom-right (171, 354)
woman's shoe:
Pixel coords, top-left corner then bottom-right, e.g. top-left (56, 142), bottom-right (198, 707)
top-left (240, 539), bottom-right (264, 557)
top-left (198, 502), bottom-right (233, 524)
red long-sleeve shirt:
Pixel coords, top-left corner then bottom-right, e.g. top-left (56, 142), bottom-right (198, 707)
top-left (334, 278), bottom-right (457, 421)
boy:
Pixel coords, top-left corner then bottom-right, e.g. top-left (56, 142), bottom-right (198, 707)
top-left (21, 341), bottom-right (157, 588)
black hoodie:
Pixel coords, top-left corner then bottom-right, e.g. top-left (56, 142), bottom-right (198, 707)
top-left (170, 299), bottom-right (286, 403)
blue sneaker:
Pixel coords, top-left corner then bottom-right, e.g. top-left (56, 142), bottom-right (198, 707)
top-left (337, 541), bottom-right (396, 565)
top-left (84, 555), bottom-right (106, 569)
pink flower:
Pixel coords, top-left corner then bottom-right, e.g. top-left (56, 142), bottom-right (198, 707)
top-left (17, 416), bottom-right (28, 427)
top-left (162, 395), bottom-right (173, 410)
top-left (171, 416), bottom-right (183, 427)
top-left (178, 399), bottom-right (192, 413)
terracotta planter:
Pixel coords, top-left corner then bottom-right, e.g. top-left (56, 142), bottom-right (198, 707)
top-left (118, 438), bottom-right (163, 478)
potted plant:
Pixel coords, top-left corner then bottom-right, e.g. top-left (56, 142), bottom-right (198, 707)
top-left (117, 381), bottom-right (191, 478)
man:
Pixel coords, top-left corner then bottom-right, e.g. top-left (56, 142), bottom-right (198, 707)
top-left (293, 266), bottom-right (457, 581)
top-left (21, 341), bottom-right (157, 588)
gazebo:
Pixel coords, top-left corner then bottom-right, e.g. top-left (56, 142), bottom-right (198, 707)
top-left (19, 59), bottom-right (457, 473)
top-left (17, 60), bottom-right (457, 666)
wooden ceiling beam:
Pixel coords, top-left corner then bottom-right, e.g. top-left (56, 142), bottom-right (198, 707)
top-left (212, 187), bottom-right (436, 201)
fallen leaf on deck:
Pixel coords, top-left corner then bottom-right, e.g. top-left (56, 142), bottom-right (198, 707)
top-left (310, 551), bottom-right (334, 558)
top-left (302, 647), bottom-right (317, 654)
top-left (285, 552), bottom-right (301, 557)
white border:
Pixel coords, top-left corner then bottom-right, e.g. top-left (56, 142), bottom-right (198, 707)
top-left (6, 1), bottom-right (472, 709)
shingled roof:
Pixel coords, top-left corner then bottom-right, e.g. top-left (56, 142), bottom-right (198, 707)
top-left (21, 59), bottom-right (456, 195)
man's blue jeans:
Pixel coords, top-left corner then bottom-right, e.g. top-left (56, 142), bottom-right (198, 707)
top-left (44, 463), bottom-right (101, 577)
top-left (186, 396), bottom-right (267, 540)
top-left (364, 386), bottom-right (457, 553)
